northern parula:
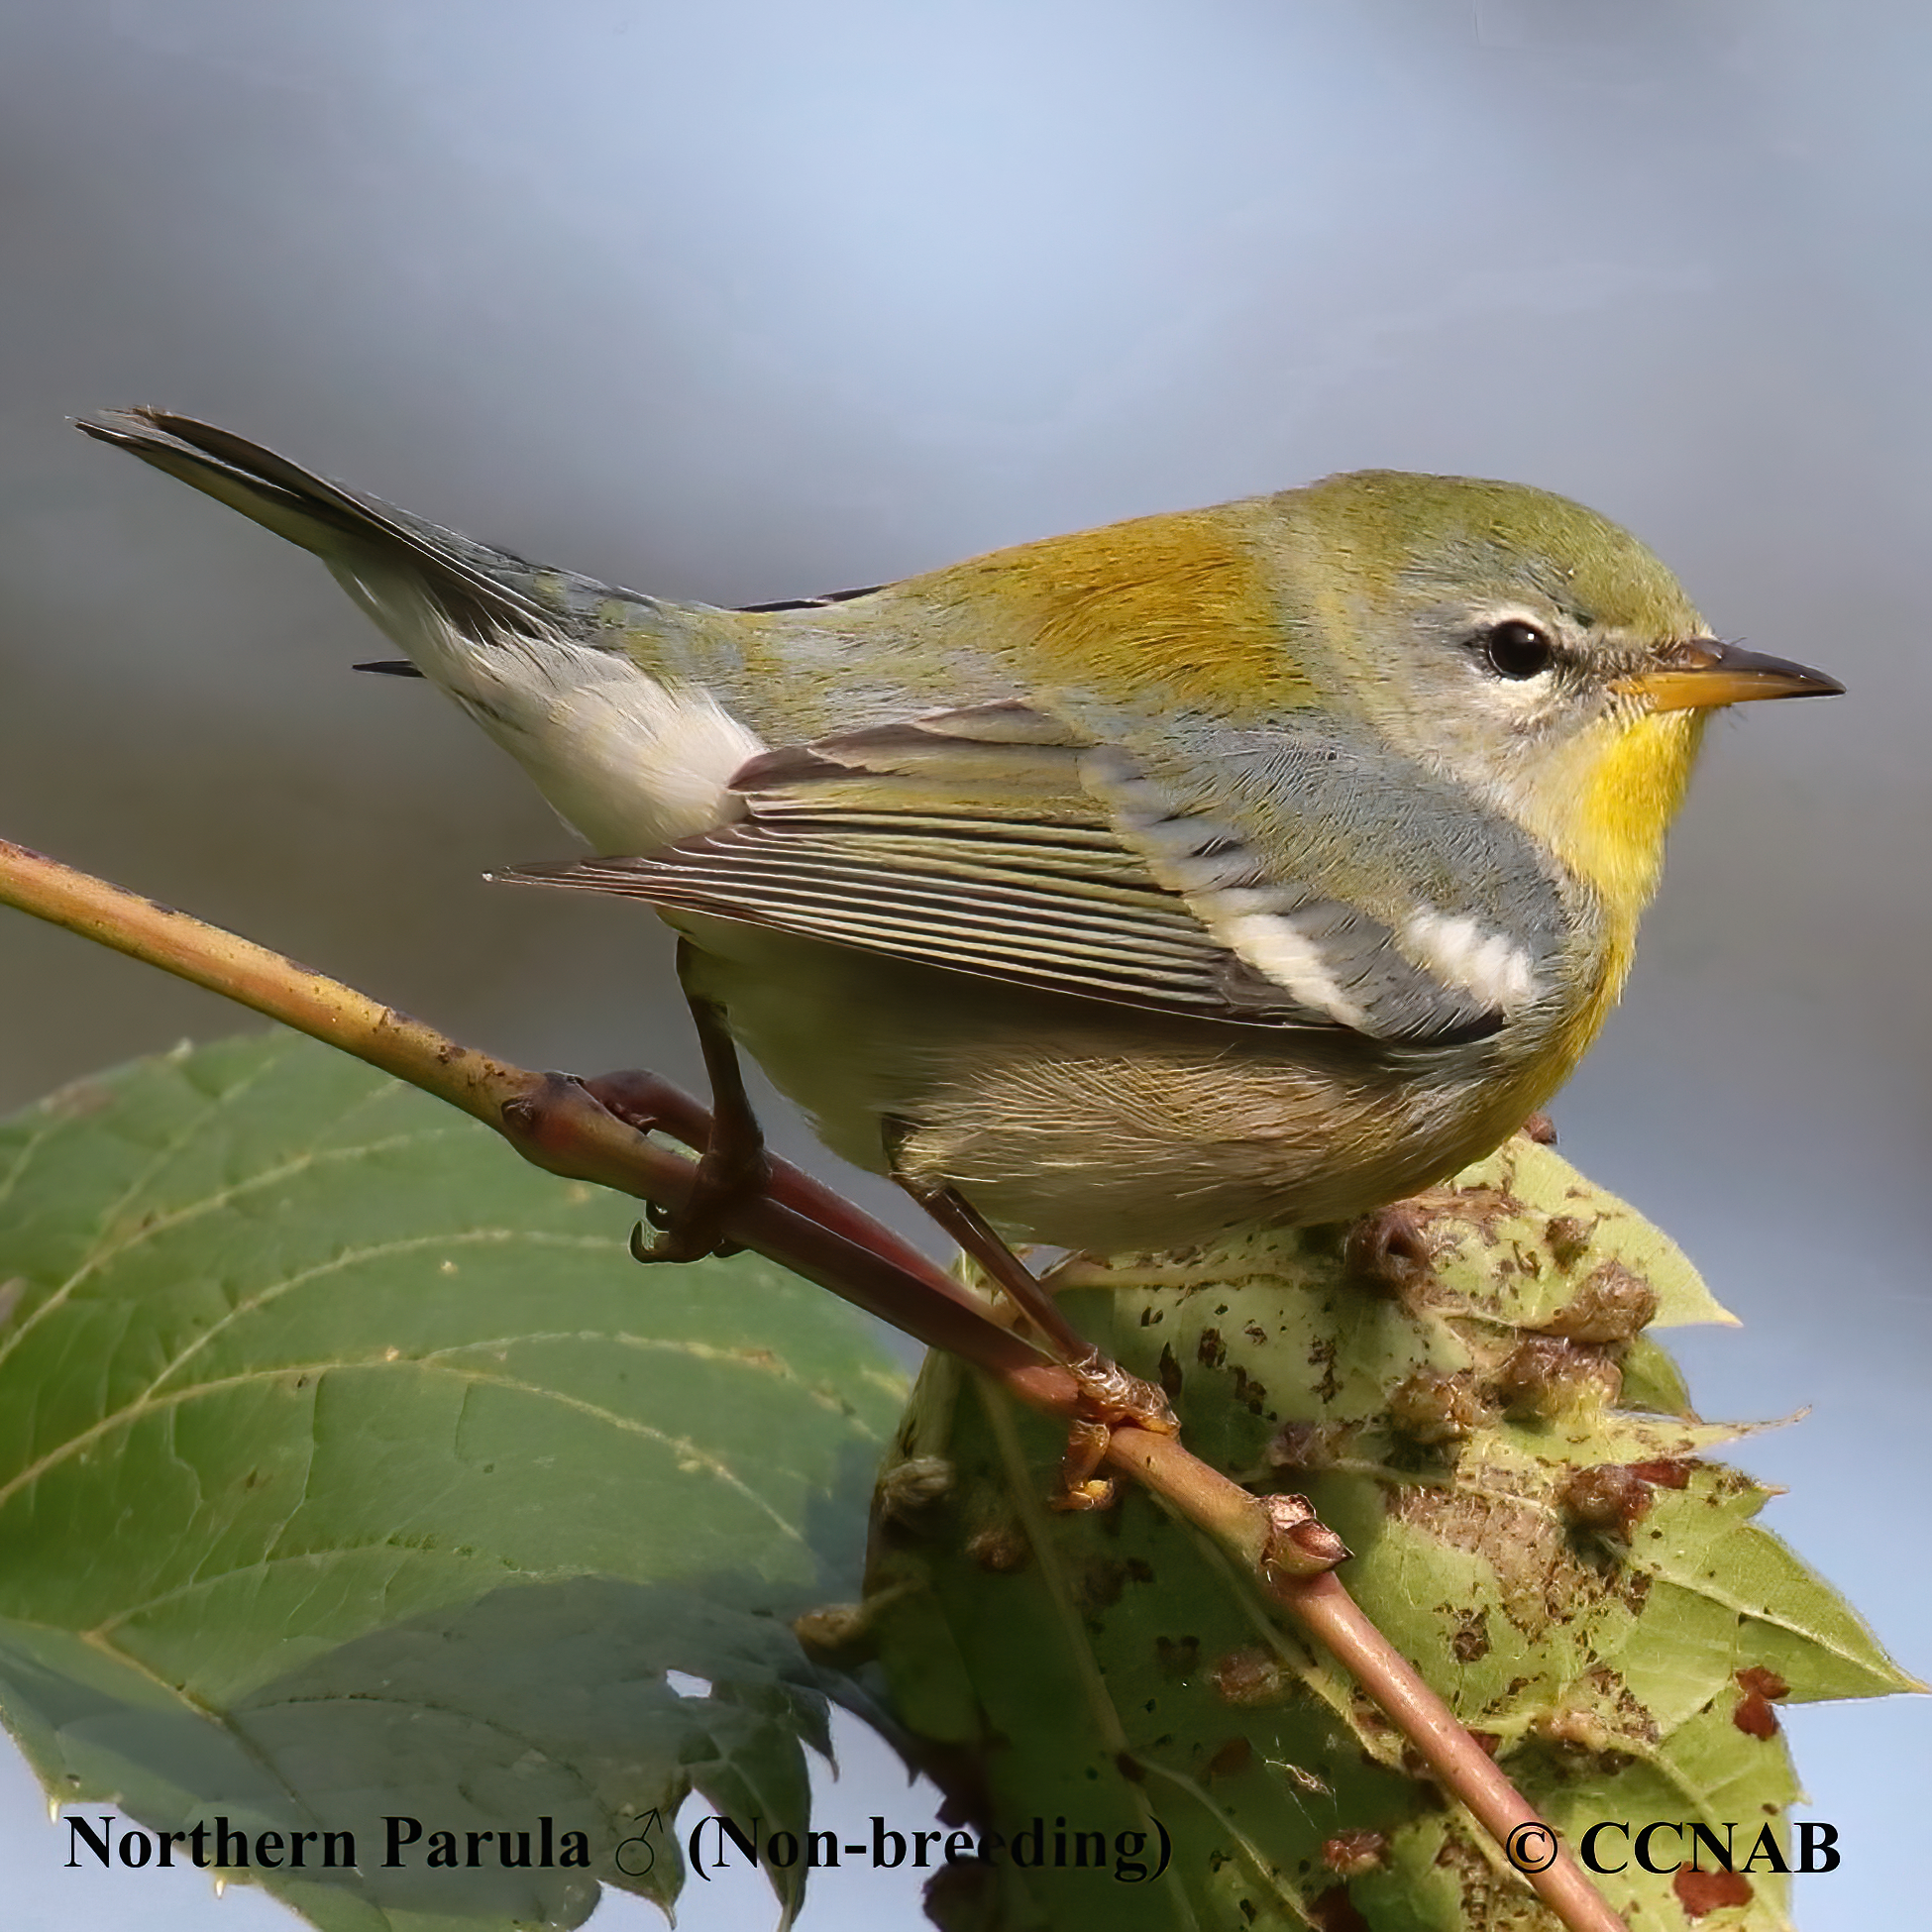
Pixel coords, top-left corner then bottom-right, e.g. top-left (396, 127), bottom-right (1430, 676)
top-left (82, 409), bottom-right (1840, 1260)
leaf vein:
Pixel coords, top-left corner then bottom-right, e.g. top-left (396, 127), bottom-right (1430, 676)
top-left (0, 1358), bottom-right (810, 1543)
top-left (140, 1227), bottom-right (616, 1397)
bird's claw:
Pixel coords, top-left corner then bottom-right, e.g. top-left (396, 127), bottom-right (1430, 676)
top-left (1049, 1354), bottom-right (1179, 1511)
top-left (630, 1142), bottom-right (771, 1264)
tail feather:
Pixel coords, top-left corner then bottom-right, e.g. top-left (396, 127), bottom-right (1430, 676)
top-left (81, 406), bottom-right (772, 853)
top-left (78, 407), bottom-right (547, 637)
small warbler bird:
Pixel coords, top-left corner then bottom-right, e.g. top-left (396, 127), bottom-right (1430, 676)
top-left (82, 410), bottom-right (1839, 1271)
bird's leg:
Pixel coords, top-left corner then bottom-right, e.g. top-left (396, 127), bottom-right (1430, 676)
top-left (624, 940), bottom-right (773, 1264)
top-left (890, 1167), bottom-right (1095, 1364)
top-left (884, 1123), bottom-right (1178, 1508)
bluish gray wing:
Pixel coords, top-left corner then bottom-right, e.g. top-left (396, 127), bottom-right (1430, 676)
top-left (505, 703), bottom-right (1560, 1043)
top-left (1078, 712), bottom-right (1571, 1037)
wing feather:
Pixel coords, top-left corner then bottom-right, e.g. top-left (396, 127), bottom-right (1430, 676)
top-left (510, 823), bottom-right (1278, 1019)
top-left (502, 702), bottom-right (1526, 1043)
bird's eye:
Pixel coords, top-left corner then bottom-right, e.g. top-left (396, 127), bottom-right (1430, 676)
top-left (1481, 619), bottom-right (1556, 681)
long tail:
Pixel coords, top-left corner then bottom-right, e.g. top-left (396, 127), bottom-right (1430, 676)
top-left (80, 408), bottom-right (769, 853)
top-left (78, 407), bottom-right (552, 641)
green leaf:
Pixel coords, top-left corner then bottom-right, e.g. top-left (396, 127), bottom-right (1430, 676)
top-left (865, 1133), bottom-right (1915, 1931)
top-left (0, 1032), bottom-right (909, 1929)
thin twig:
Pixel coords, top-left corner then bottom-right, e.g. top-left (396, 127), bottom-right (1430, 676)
top-left (0, 837), bottom-right (1626, 1932)
top-left (0, 841), bottom-right (1056, 1388)
top-left (1286, 1574), bottom-right (1626, 1932)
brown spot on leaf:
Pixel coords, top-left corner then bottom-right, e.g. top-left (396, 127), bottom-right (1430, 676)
top-left (1441, 1183), bottom-right (1518, 1242)
top-left (1561, 1463), bottom-right (1655, 1535)
top-left (1537, 1664), bottom-right (1661, 1766)
top-left (1343, 1205), bottom-right (1435, 1296)
top-left (1388, 1483), bottom-right (1590, 1641)
top-left (1540, 1703), bottom-right (1616, 1755)
top-left (1212, 1646), bottom-right (1288, 1707)
top-left (1205, 1737), bottom-right (1252, 1778)
top-left (1198, 1328), bottom-right (1227, 1369)
top-left (1449, 1614), bottom-right (1491, 1664)
top-left (1321, 1830), bottom-right (1388, 1878)
top-left (1307, 1336), bottom-right (1341, 1405)
top-left (1230, 1363), bottom-right (1268, 1413)
top-left (1157, 1342), bottom-right (1183, 1400)
top-left (1496, 1338), bottom-right (1622, 1420)
top-left (1389, 1367), bottom-right (1492, 1444)
top-left (1628, 1458), bottom-right (1694, 1488)
top-left (1307, 1884), bottom-right (1371, 1932)
top-left (1733, 1665), bottom-right (1789, 1739)
top-left (1544, 1214), bottom-right (1592, 1269)
top-left (1080, 1557), bottom-right (1129, 1610)
top-left (1521, 1110), bottom-right (1557, 1144)
top-left (1537, 1259), bottom-right (1659, 1342)
top-left (1267, 1420), bottom-right (1353, 1470)
top-left (1673, 1868), bottom-right (1752, 1917)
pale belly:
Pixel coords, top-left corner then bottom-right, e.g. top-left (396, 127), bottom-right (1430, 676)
top-left (672, 914), bottom-right (1549, 1255)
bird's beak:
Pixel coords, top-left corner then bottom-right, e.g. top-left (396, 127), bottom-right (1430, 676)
top-left (1615, 638), bottom-right (1845, 712)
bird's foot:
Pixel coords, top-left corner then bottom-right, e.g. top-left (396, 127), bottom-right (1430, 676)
top-left (592, 943), bottom-right (774, 1263)
top-left (1050, 1350), bottom-right (1182, 1512)
top-left (882, 1127), bottom-right (1178, 1507)
top-left (572, 1066), bottom-right (768, 1264)
top-left (628, 1142), bottom-right (769, 1263)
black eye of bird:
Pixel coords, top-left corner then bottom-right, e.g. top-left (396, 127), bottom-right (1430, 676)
top-left (1481, 619), bottom-right (1556, 681)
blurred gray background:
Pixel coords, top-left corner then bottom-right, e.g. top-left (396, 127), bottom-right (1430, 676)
top-left (2, 2), bottom-right (1926, 1928)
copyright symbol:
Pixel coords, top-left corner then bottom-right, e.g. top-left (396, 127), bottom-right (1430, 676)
top-left (1504, 1822), bottom-right (1558, 1873)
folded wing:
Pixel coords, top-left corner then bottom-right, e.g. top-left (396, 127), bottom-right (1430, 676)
top-left (507, 700), bottom-right (1565, 1045)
